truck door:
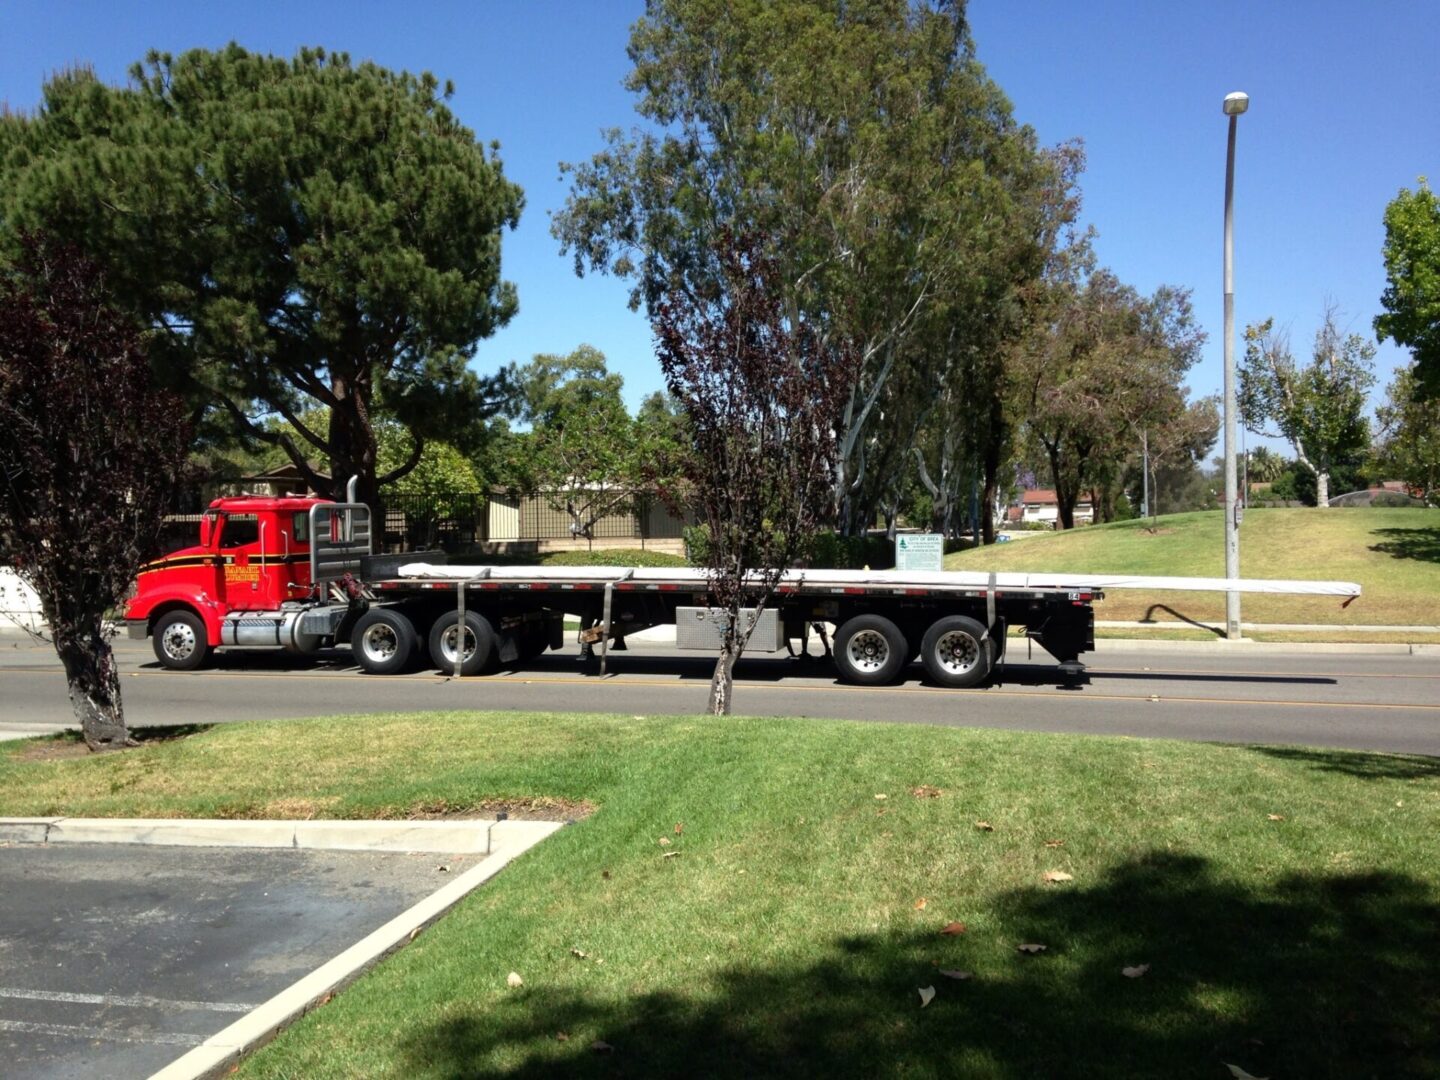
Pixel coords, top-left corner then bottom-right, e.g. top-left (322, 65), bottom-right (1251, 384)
top-left (217, 512), bottom-right (264, 610)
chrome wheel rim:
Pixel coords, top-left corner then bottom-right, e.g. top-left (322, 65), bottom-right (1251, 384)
top-left (933, 630), bottom-right (980, 675)
top-left (846, 629), bottom-right (891, 673)
top-left (439, 625), bottom-right (476, 665)
top-left (162, 621), bottom-right (196, 661)
top-left (362, 623), bottom-right (399, 662)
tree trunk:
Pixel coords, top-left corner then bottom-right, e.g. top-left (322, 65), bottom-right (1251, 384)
top-left (55, 630), bottom-right (133, 751)
top-left (708, 645), bottom-right (739, 715)
top-left (1317, 471), bottom-right (1331, 508)
top-left (327, 371), bottom-right (379, 511)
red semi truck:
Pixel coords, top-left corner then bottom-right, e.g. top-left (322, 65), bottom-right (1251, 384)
top-left (123, 493), bottom-right (1104, 686)
top-left (124, 493), bottom-right (1361, 687)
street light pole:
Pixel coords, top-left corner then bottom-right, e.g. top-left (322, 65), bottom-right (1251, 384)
top-left (1222, 90), bottom-right (1248, 641)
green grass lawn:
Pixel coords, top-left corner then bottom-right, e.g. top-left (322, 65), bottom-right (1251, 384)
top-left (949, 507), bottom-right (1440, 629)
top-left (4, 713), bottom-right (1438, 1078)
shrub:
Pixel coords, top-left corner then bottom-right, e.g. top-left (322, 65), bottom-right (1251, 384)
top-left (540, 548), bottom-right (689, 568)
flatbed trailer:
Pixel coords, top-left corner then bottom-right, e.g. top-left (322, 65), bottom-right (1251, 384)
top-left (124, 494), bottom-right (1363, 689)
top-left (365, 561), bottom-right (1099, 687)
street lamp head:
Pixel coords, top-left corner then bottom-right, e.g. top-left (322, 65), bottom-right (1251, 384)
top-left (1223, 91), bottom-right (1250, 116)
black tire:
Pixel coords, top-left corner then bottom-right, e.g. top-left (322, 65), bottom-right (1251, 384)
top-left (352, 607), bottom-right (417, 675)
top-left (919, 615), bottom-right (994, 688)
top-left (833, 614), bottom-right (909, 685)
top-left (427, 610), bottom-right (495, 676)
top-left (152, 609), bottom-right (211, 671)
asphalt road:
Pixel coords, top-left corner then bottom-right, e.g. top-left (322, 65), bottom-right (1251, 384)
top-left (2, 635), bottom-right (1437, 756)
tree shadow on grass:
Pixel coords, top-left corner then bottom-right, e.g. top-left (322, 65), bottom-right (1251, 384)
top-left (1369, 526), bottom-right (1440, 565)
top-left (398, 851), bottom-right (1439, 1079)
top-left (1243, 743), bottom-right (1440, 781)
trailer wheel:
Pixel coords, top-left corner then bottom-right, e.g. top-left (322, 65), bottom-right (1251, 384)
top-left (152, 610), bottom-right (211, 671)
top-left (427, 610), bottom-right (495, 676)
top-left (919, 615), bottom-right (993, 688)
top-left (352, 608), bottom-right (417, 675)
top-left (834, 615), bottom-right (909, 685)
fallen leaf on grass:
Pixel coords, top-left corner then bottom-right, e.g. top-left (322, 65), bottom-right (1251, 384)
top-left (1267, 814), bottom-right (1285, 822)
top-left (658, 836), bottom-right (672, 846)
top-left (592, 1040), bottom-right (614, 1054)
top-left (408, 927), bottom-right (422, 942)
top-left (571, 948), bottom-right (588, 960)
top-left (1041, 870), bottom-right (1073, 884)
top-left (1224, 1065), bottom-right (1268, 1080)
top-left (662, 850), bottom-right (681, 858)
top-left (939, 921), bottom-right (967, 936)
top-left (1043, 839), bottom-right (1064, 848)
top-left (674, 822), bottom-right (684, 835)
top-left (506, 972), bottom-right (524, 988)
top-left (974, 821), bottom-right (994, 832)
top-left (918, 986), bottom-right (936, 1008)
top-left (914, 897), bottom-right (928, 910)
top-left (910, 785), bottom-right (943, 798)
top-left (1121, 964), bottom-right (1150, 978)
top-left (601, 869), bottom-right (611, 879)
top-left (1016, 943), bottom-right (1047, 954)
top-left (556, 1031), bottom-right (569, 1042)
top-left (938, 969), bottom-right (973, 980)
top-left (874, 793), bottom-right (888, 800)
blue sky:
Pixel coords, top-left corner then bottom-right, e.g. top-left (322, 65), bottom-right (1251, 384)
top-left (3, 1), bottom-right (1436, 427)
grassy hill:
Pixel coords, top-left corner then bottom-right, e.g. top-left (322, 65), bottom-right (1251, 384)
top-left (945, 508), bottom-right (1440, 629)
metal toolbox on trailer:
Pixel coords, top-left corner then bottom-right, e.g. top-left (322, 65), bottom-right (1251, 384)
top-left (675, 606), bottom-right (785, 652)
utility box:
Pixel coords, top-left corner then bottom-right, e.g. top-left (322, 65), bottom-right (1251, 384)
top-left (675, 606), bottom-right (785, 652)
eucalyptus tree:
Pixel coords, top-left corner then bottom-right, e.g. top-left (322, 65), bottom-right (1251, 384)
top-left (1240, 310), bottom-right (1375, 508)
top-left (554, 0), bottom-right (1064, 533)
top-left (0, 45), bottom-right (522, 511)
top-left (1015, 270), bottom-right (1205, 528)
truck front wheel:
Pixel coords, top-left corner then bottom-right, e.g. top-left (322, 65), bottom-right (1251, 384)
top-left (352, 608), bottom-right (417, 675)
top-left (833, 615), bottom-right (908, 685)
top-left (152, 610), bottom-right (211, 671)
top-left (919, 615), bottom-right (993, 688)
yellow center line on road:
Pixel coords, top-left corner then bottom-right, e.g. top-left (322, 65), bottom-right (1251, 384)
top-left (41, 666), bottom-right (1439, 712)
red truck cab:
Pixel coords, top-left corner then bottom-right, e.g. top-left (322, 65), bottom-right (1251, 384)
top-left (126, 495), bottom-right (330, 668)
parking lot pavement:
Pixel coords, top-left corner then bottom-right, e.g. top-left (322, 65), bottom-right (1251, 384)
top-left (0, 843), bottom-right (480, 1080)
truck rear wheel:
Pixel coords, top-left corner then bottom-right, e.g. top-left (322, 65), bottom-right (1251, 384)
top-left (919, 615), bottom-right (993, 688)
top-left (833, 615), bottom-right (908, 685)
top-left (427, 610), bottom-right (495, 676)
top-left (352, 608), bottom-right (417, 675)
top-left (152, 610), bottom-right (211, 671)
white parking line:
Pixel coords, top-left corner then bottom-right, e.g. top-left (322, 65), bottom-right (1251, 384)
top-left (0, 1019), bottom-right (203, 1046)
top-left (0, 986), bottom-right (253, 1013)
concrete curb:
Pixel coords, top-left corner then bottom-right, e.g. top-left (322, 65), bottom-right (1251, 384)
top-left (0, 816), bottom-right (561, 854)
top-left (1089, 638), bottom-right (1426, 655)
top-left (147, 818), bottom-right (564, 1080)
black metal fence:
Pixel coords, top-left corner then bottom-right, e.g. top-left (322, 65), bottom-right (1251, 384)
top-left (377, 492), bottom-right (488, 552)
